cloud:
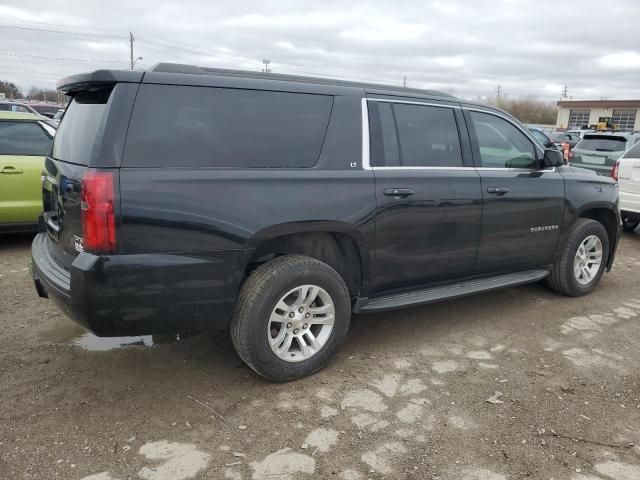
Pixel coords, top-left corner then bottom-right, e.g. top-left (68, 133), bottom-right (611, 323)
top-left (1, 0), bottom-right (639, 101)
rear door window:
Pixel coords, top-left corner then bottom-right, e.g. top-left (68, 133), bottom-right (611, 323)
top-left (393, 103), bottom-right (463, 167)
top-left (52, 88), bottom-right (112, 165)
top-left (123, 85), bottom-right (333, 168)
top-left (577, 136), bottom-right (627, 152)
top-left (0, 121), bottom-right (52, 156)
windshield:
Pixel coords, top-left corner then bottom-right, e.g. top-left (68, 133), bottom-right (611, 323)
top-left (577, 136), bottom-right (627, 152)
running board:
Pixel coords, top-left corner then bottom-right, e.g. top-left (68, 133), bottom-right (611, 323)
top-left (354, 270), bottom-right (549, 313)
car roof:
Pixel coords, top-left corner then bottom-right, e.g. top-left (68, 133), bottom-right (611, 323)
top-left (582, 131), bottom-right (638, 139)
top-left (0, 111), bottom-right (48, 121)
top-left (57, 63), bottom-right (455, 99)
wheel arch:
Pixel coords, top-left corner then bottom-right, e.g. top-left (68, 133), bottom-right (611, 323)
top-left (243, 221), bottom-right (372, 298)
top-left (575, 204), bottom-right (620, 270)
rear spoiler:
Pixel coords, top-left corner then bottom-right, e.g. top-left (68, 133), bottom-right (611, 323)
top-left (57, 70), bottom-right (144, 94)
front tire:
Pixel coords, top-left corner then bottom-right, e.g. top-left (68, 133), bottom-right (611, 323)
top-left (230, 255), bottom-right (351, 382)
top-left (622, 217), bottom-right (639, 233)
top-left (546, 219), bottom-right (609, 297)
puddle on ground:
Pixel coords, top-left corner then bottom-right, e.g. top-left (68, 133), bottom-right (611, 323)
top-left (39, 317), bottom-right (178, 351)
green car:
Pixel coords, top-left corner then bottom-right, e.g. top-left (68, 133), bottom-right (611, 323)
top-left (0, 112), bottom-right (56, 232)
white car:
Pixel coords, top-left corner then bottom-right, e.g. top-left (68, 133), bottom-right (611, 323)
top-left (614, 142), bottom-right (640, 232)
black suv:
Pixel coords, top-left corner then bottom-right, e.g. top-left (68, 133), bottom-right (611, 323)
top-left (32, 64), bottom-right (620, 381)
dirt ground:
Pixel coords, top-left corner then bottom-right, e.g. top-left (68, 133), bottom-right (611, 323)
top-left (1, 232), bottom-right (640, 480)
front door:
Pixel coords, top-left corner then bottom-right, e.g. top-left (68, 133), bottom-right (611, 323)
top-left (367, 99), bottom-right (482, 294)
top-left (464, 109), bottom-right (564, 272)
top-left (0, 120), bottom-right (52, 225)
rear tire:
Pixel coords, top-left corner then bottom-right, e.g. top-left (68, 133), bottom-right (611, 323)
top-left (622, 217), bottom-right (639, 232)
top-left (230, 255), bottom-right (351, 382)
top-left (546, 218), bottom-right (609, 297)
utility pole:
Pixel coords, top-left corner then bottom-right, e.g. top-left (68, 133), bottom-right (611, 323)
top-left (403, 76), bottom-right (407, 88)
top-left (496, 84), bottom-right (503, 99)
top-left (129, 32), bottom-right (135, 70)
top-left (262, 59), bottom-right (271, 73)
top-left (561, 85), bottom-right (568, 99)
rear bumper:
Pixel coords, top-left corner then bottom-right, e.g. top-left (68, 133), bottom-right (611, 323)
top-left (31, 233), bottom-right (247, 336)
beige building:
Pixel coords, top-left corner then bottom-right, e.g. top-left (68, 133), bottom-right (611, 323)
top-left (556, 99), bottom-right (640, 131)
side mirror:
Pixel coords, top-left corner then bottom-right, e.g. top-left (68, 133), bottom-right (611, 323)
top-left (543, 148), bottom-right (564, 168)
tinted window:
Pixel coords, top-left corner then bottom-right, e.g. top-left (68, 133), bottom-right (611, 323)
top-left (124, 85), bottom-right (333, 168)
top-left (0, 121), bottom-right (52, 155)
top-left (392, 104), bottom-right (462, 167)
top-left (530, 129), bottom-right (550, 146)
top-left (470, 111), bottom-right (537, 169)
top-left (53, 88), bottom-right (112, 165)
top-left (622, 141), bottom-right (640, 159)
top-left (577, 135), bottom-right (627, 152)
top-left (369, 102), bottom-right (400, 167)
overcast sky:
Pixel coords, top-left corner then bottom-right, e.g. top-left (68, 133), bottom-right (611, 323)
top-left (2, 1), bottom-right (640, 101)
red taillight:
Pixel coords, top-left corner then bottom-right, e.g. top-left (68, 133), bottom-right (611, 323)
top-left (81, 170), bottom-right (116, 253)
top-left (611, 159), bottom-right (620, 181)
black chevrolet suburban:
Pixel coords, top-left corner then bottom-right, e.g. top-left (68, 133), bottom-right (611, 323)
top-left (31, 63), bottom-right (620, 381)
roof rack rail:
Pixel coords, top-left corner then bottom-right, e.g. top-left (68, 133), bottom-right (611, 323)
top-left (149, 62), bottom-right (455, 99)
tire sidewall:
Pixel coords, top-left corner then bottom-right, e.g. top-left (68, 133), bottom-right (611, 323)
top-left (622, 217), bottom-right (639, 232)
top-left (564, 221), bottom-right (609, 295)
top-left (240, 262), bottom-right (350, 381)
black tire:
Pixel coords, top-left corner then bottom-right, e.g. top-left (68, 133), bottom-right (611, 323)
top-left (622, 217), bottom-right (639, 233)
top-left (230, 255), bottom-right (351, 382)
top-left (546, 218), bottom-right (609, 297)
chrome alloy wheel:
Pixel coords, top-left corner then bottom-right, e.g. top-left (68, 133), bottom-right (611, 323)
top-left (573, 234), bottom-right (603, 285)
top-left (268, 284), bottom-right (335, 362)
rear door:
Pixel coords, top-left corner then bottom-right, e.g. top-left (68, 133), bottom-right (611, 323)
top-left (619, 142), bottom-right (640, 214)
top-left (367, 98), bottom-right (482, 293)
top-left (0, 120), bottom-right (53, 225)
top-left (464, 108), bottom-right (564, 272)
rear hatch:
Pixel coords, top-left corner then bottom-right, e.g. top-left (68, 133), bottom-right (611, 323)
top-left (571, 135), bottom-right (628, 174)
top-left (42, 85), bottom-right (125, 269)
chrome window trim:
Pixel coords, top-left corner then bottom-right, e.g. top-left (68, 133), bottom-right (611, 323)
top-left (361, 97), bottom-right (549, 172)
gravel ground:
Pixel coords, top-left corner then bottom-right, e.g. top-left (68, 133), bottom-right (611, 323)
top-left (1, 232), bottom-right (640, 480)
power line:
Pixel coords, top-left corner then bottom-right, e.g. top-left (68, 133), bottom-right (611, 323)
top-left (0, 24), bottom-right (125, 39)
top-left (0, 51), bottom-right (129, 63)
top-left (0, 15), bottom-right (129, 33)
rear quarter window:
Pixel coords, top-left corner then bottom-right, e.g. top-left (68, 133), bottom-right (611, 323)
top-left (0, 121), bottom-right (52, 156)
top-left (123, 85), bottom-right (333, 168)
top-left (622, 141), bottom-right (640, 159)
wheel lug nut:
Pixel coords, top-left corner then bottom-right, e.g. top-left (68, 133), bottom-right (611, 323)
top-left (303, 324), bottom-right (308, 329)
top-left (286, 323), bottom-right (292, 328)
top-left (293, 329), bottom-right (299, 334)
top-left (305, 313), bottom-right (310, 318)
top-left (289, 312), bottom-right (295, 318)
top-left (298, 307), bottom-right (304, 313)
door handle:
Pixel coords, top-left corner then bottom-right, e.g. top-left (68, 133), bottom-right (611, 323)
top-left (383, 188), bottom-right (414, 198)
top-left (1, 166), bottom-right (23, 174)
top-left (487, 186), bottom-right (509, 196)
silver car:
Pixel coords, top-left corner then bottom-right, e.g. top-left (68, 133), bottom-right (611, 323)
top-left (570, 132), bottom-right (640, 176)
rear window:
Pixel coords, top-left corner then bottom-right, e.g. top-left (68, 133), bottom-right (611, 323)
top-left (577, 135), bottom-right (627, 152)
top-left (123, 85), bottom-right (333, 168)
top-left (52, 88), bottom-right (112, 165)
top-left (622, 141), bottom-right (640, 159)
top-left (0, 121), bottom-right (52, 156)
